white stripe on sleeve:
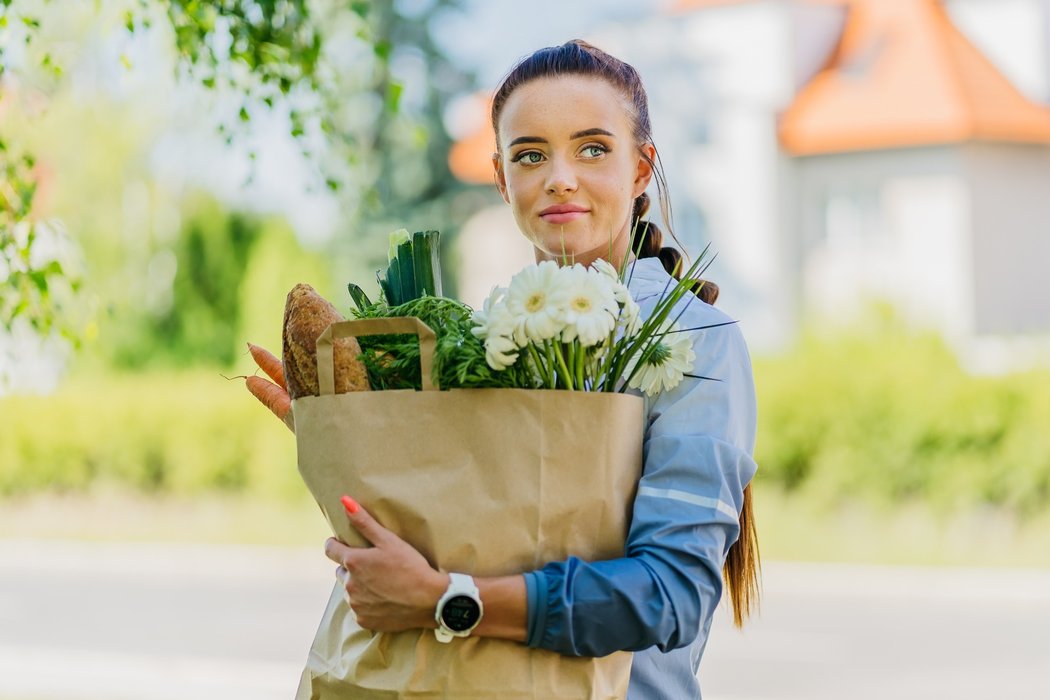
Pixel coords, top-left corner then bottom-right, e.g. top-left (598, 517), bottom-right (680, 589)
top-left (637, 486), bottom-right (738, 519)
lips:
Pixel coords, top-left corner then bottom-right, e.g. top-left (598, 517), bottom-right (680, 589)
top-left (539, 204), bottom-right (589, 225)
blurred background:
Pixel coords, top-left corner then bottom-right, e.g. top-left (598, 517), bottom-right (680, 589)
top-left (2, 1), bottom-right (1049, 698)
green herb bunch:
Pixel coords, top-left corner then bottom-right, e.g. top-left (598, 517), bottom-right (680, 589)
top-left (350, 296), bottom-right (533, 391)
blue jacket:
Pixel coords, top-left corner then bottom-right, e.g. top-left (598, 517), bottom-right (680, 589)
top-left (523, 257), bottom-right (759, 699)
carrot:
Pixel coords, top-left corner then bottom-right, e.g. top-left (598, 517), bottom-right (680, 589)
top-left (248, 342), bottom-right (287, 391)
top-left (246, 375), bottom-right (291, 420)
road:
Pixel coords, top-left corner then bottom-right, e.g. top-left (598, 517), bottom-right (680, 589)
top-left (1, 539), bottom-right (1048, 700)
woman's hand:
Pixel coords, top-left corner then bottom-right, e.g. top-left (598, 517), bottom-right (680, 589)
top-left (324, 496), bottom-right (448, 633)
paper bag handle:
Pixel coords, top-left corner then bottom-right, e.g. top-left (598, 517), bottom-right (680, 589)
top-left (315, 316), bottom-right (438, 394)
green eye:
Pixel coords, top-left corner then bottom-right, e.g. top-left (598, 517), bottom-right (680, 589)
top-left (582, 145), bottom-right (607, 158)
top-left (513, 151), bottom-right (544, 164)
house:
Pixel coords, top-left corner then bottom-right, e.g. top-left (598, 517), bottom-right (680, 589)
top-left (774, 0), bottom-right (1050, 371)
top-left (449, 0), bottom-right (1050, 371)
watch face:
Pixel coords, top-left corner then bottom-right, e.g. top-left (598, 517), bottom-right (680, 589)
top-left (440, 595), bottom-right (481, 632)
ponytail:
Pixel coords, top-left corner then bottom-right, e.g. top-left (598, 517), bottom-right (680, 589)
top-left (632, 193), bottom-right (719, 305)
top-left (633, 190), bottom-right (760, 628)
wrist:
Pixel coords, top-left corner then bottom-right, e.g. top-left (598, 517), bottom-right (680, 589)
top-left (420, 569), bottom-right (448, 629)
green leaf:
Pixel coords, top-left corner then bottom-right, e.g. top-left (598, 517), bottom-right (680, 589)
top-left (385, 262), bottom-right (401, 306)
top-left (350, 2), bottom-right (369, 20)
top-left (385, 81), bottom-right (403, 114)
top-left (387, 228), bottom-right (410, 264)
top-left (412, 230), bottom-right (441, 298)
top-left (396, 240), bottom-right (415, 304)
top-left (28, 269), bottom-right (49, 293)
top-left (347, 283), bottom-right (372, 312)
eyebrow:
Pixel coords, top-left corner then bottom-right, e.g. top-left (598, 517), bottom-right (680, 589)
top-left (507, 128), bottom-right (616, 148)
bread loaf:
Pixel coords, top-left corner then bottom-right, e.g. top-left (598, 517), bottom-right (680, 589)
top-left (282, 283), bottom-right (370, 398)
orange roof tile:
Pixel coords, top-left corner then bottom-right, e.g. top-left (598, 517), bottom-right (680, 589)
top-left (779, 0), bottom-right (1050, 155)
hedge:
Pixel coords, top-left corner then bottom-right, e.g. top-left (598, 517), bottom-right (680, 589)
top-left (0, 370), bottom-right (303, 500)
top-left (3, 324), bottom-right (1049, 517)
top-left (753, 322), bottom-right (1050, 517)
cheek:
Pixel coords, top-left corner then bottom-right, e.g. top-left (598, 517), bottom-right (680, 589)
top-left (505, 172), bottom-right (540, 213)
top-left (593, 175), bottom-right (633, 222)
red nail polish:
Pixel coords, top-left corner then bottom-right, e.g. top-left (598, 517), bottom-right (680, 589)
top-left (341, 495), bottom-right (359, 515)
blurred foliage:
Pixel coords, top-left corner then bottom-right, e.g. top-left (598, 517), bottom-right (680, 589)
top-left (1, 0), bottom-right (474, 369)
top-left (0, 370), bottom-right (302, 499)
top-left (0, 136), bottom-right (82, 346)
top-left (3, 316), bottom-right (1049, 521)
top-left (96, 193), bottom-right (334, 370)
top-left (753, 313), bottom-right (1050, 518)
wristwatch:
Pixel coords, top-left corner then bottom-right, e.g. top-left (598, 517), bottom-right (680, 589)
top-left (434, 573), bottom-right (483, 643)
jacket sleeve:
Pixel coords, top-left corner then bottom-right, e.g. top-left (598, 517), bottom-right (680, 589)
top-left (523, 315), bottom-right (758, 657)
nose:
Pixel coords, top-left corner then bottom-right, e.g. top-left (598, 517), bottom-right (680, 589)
top-left (544, 156), bottom-right (577, 196)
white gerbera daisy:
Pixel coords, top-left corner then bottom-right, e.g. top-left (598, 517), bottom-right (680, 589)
top-left (619, 295), bottom-right (642, 336)
top-left (587, 259), bottom-right (641, 336)
top-left (484, 333), bottom-right (520, 371)
top-left (624, 322), bottom-right (696, 395)
top-left (560, 264), bottom-right (620, 347)
top-left (471, 286), bottom-right (514, 341)
top-left (589, 258), bottom-right (621, 282)
top-left (505, 260), bottom-right (569, 346)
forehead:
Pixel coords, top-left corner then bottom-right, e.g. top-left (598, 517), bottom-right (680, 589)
top-left (497, 75), bottom-right (633, 143)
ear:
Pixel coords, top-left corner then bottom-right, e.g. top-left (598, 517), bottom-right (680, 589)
top-left (493, 151), bottom-right (510, 204)
top-left (632, 143), bottom-right (656, 198)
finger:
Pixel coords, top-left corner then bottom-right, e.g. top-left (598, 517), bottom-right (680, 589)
top-left (341, 495), bottom-right (392, 546)
top-left (324, 537), bottom-right (353, 564)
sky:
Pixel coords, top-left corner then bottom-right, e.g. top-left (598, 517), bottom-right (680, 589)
top-left (429, 0), bottom-right (666, 89)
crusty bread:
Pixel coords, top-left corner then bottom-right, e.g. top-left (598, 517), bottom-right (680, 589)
top-left (282, 283), bottom-right (370, 398)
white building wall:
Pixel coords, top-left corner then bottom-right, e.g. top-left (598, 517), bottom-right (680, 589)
top-left (964, 143), bottom-right (1050, 335)
top-left (793, 147), bottom-right (975, 337)
top-left (676, 2), bottom-right (822, 351)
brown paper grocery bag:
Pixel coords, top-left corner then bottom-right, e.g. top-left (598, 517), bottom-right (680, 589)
top-left (293, 317), bottom-right (643, 700)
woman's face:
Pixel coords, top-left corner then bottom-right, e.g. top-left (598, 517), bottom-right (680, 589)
top-left (493, 75), bottom-right (654, 267)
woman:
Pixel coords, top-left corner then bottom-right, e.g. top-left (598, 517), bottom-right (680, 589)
top-left (320, 40), bottom-right (760, 699)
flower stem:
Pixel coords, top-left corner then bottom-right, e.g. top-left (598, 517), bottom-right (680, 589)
top-left (527, 343), bottom-right (551, 388)
top-left (576, 344), bottom-right (586, 389)
top-left (554, 341), bottom-right (574, 391)
top-left (544, 341), bottom-right (559, 389)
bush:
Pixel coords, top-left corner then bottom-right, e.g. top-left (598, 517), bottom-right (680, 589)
top-left (4, 319), bottom-right (1049, 520)
top-left (753, 319), bottom-right (1050, 517)
top-left (0, 371), bottom-right (304, 500)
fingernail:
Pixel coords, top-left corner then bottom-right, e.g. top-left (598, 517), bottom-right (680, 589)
top-left (341, 495), bottom-right (359, 515)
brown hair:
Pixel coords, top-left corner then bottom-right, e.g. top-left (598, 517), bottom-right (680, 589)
top-left (491, 39), bottom-right (759, 627)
